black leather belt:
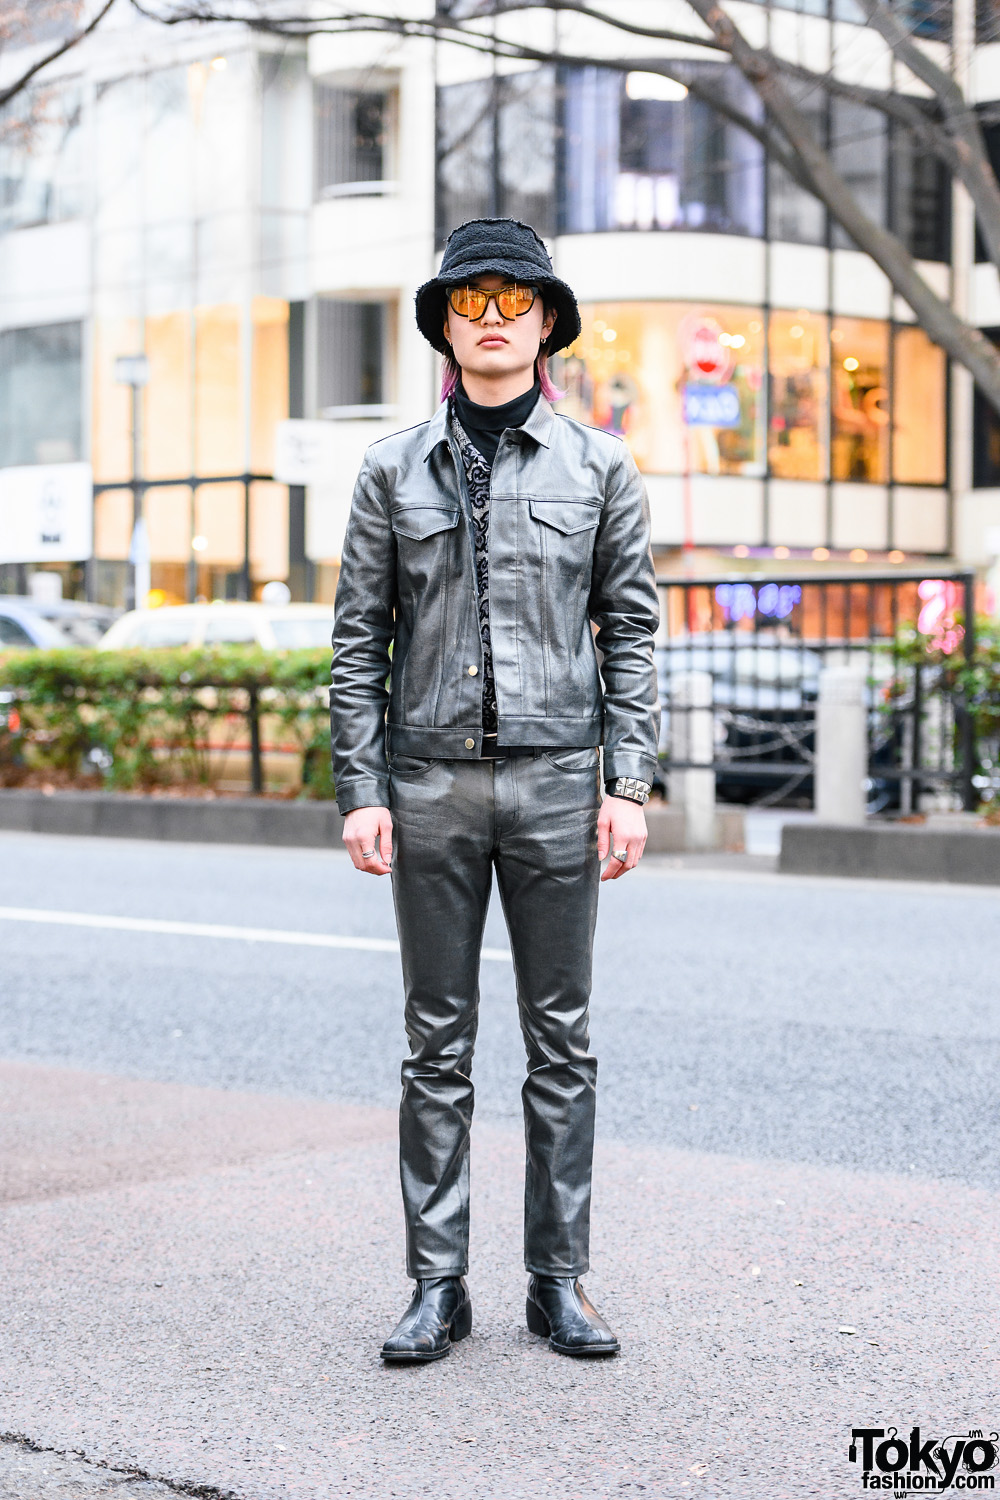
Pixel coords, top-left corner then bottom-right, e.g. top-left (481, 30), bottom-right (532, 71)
top-left (480, 736), bottom-right (539, 759)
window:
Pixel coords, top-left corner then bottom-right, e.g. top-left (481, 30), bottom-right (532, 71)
top-left (973, 331), bottom-right (1000, 487)
top-left (891, 121), bottom-right (950, 262)
top-left (892, 326), bottom-right (946, 485)
top-left (0, 85), bottom-right (84, 231)
top-left (831, 317), bottom-right (889, 482)
top-left (768, 98), bottom-right (826, 246)
top-left (0, 616), bottom-right (35, 648)
top-left (129, 614), bottom-right (197, 648)
top-left (556, 303), bottom-right (947, 487)
top-left (559, 65), bottom-right (763, 238)
top-left (829, 100), bottom-right (887, 252)
top-left (436, 69), bottom-right (556, 245)
top-left (768, 312), bottom-right (829, 481)
top-left (555, 302), bottom-right (765, 477)
top-left (975, 124), bottom-right (1000, 262)
top-left (0, 322), bottom-right (82, 468)
top-left (315, 82), bottom-right (394, 197)
top-left (270, 616), bottom-right (337, 649)
top-left (202, 615), bottom-right (260, 645)
top-left (317, 298), bottom-right (393, 416)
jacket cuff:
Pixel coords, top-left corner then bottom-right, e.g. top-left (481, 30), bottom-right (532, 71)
top-left (602, 752), bottom-right (659, 786)
top-left (335, 777), bottom-right (391, 816)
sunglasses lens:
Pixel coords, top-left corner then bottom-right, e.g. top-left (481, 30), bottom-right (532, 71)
top-left (502, 285), bottom-right (536, 316)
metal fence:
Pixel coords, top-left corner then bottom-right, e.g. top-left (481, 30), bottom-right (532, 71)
top-left (653, 570), bottom-right (978, 811)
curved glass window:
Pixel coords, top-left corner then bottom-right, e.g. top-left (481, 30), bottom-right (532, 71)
top-left (768, 312), bottom-right (828, 480)
top-left (557, 303), bottom-right (946, 486)
top-left (831, 318), bottom-right (889, 483)
top-left (560, 65), bottom-right (763, 238)
top-left (556, 302), bottom-right (765, 476)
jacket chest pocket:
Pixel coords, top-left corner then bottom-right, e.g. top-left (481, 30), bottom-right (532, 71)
top-left (528, 499), bottom-right (601, 572)
top-left (390, 505), bottom-right (461, 541)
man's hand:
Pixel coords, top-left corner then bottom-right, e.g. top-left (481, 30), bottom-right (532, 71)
top-left (597, 796), bottom-right (647, 881)
top-left (343, 806), bottom-right (393, 875)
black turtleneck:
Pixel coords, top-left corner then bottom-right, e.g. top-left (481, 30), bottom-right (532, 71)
top-left (453, 377), bottom-right (540, 467)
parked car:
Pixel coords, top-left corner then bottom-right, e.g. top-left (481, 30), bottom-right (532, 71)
top-left (99, 602), bottom-right (337, 651)
top-left (0, 599), bottom-right (68, 650)
top-left (0, 596), bottom-right (120, 648)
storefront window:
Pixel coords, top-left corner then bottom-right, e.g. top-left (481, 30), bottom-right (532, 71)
top-left (556, 302), bottom-right (765, 477)
top-left (768, 312), bottom-right (828, 481)
top-left (831, 317), bottom-right (889, 482)
top-left (893, 325), bottom-right (946, 484)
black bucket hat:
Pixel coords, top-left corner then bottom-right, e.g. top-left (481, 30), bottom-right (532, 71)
top-left (415, 217), bottom-right (581, 357)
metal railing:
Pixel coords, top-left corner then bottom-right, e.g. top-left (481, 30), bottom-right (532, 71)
top-left (653, 570), bottom-right (978, 811)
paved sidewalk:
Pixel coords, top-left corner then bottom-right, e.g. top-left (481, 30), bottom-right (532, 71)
top-left (2, 1059), bottom-right (997, 1500)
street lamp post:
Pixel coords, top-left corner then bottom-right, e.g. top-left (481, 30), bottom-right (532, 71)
top-left (114, 354), bottom-right (151, 611)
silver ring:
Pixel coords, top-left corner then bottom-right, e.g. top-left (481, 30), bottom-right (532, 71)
top-left (361, 848), bottom-right (376, 858)
top-left (612, 848), bottom-right (628, 862)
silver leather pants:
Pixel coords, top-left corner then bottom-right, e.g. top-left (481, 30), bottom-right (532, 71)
top-left (388, 746), bottom-right (602, 1279)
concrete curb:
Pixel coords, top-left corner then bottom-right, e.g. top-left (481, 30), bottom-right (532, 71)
top-left (0, 789), bottom-right (745, 853)
top-left (780, 821), bottom-right (1000, 885)
top-left (0, 790), bottom-right (345, 848)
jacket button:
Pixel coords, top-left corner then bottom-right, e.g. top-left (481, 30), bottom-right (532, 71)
top-left (468, 665), bottom-right (478, 676)
top-left (465, 738), bottom-right (475, 749)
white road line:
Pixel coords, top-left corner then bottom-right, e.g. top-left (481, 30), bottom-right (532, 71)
top-left (0, 906), bottom-right (513, 963)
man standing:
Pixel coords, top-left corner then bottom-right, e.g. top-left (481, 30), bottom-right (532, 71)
top-left (330, 218), bottom-right (659, 1362)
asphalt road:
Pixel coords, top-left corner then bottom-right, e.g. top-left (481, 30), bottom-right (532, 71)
top-left (2, 831), bottom-right (999, 1500)
top-left (2, 831), bottom-right (999, 1186)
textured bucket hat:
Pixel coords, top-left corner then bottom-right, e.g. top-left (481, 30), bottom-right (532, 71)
top-left (415, 217), bottom-right (581, 357)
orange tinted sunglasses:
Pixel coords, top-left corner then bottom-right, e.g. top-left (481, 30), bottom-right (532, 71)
top-left (446, 283), bottom-right (539, 320)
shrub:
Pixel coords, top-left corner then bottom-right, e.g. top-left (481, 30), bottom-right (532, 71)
top-left (0, 646), bottom-right (335, 798)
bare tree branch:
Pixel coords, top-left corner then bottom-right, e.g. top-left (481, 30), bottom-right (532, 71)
top-left (121, 0), bottom-right (1000, 414)
top-left (0, 0), bottom-right (117, 110)
top-left (682, 0), bottom-right (1000, 413)
top-left (855, 0), bottom-right (1000, 268)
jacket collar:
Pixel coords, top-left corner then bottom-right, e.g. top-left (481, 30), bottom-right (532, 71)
top-left (422, 389), bottom-right (555, 460)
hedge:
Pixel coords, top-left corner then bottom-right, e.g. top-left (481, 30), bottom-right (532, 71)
top-left (0, 646), bottom-right (335, 797)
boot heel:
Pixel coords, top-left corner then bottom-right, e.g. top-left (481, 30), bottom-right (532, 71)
top-left (450, 1298), bottom-right (473, 1343)
top-left (525, 1295), bottom-right (550, 1338)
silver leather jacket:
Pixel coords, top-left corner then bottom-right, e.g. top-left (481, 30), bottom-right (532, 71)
top-left (329, 393), bottom-right (660, 814)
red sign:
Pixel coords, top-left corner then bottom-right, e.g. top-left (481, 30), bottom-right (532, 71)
top-left (679, 314), bottom-right (733, 385)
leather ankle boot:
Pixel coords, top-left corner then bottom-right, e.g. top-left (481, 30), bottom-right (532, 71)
top-left (381, 1276), bottom-right (472, 1362)
top-left (526, 1275), bottom-right (620, 1357)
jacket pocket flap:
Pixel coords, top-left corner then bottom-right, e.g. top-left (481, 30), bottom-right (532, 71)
top-left (390, 506), bottom-right (461, 540)
top-left (528, 498), bottom-right (601, 535)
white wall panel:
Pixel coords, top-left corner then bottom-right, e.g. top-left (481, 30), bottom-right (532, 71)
top-left (831, 483), bottom-right (888, 550)
top-left (767, 244), bottom-right (828, 312)
top-left (0, 223), bottom-right (90, 331)
top-left (554, 233), bottom-right (765, 306)
top-left (954, 489), bottom-right (1000, 564)
top-left (644, 474), bottom-right (685, 547)
top-left (767, 480), bottom-right (827, 548)
top-left (893, 487), bottom-right (949, 555)
top-left (831, 252), bottom-right (891, 319)
top-left (972, 263), bottom-right (1000, 328)
top-left (691, 475), bottom-right (765, 546)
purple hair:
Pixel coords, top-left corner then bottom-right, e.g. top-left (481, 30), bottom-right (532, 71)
top-left (439, 349), bottom-right (565, 404)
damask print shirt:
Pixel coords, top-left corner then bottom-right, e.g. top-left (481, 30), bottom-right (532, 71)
top-left (449, 401), bottom-right (500, 738)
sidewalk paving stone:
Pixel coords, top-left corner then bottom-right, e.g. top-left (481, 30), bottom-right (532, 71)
top-left (1, 1060), bottom-right (997, 1499)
